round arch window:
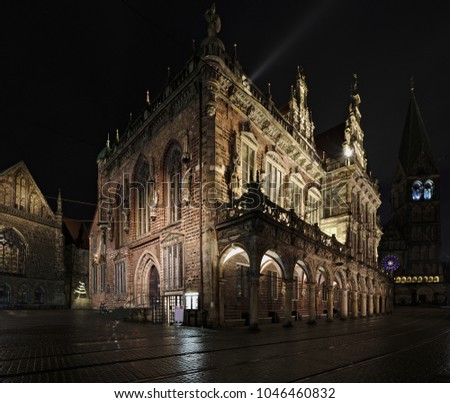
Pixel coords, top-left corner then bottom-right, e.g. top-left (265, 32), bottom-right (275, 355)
top-left (411, 180), bottom-right (423, 201)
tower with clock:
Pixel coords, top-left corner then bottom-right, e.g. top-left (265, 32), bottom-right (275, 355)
top-left (379, 84), bottom-right (444, 305)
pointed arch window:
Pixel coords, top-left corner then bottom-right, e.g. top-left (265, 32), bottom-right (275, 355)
top-left (29, 193), bottom-right (40, 215)
top-left (15, 174), bottom-right (26, 210)
top-left (166, 146), bottom-right (182, 224)
top-left (0, 184), bottom-right (11, 206)
top-left (424, 179), bottom-right (434, 200)
top-left (0, 228), bottom-right (26, 274)
top-left (133, 156), bottom-right (150, 236)
top-left (411, 180), bottom-right (423, 201)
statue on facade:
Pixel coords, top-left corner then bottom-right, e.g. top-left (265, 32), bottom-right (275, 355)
top-left (204, 3), bottom-right (221, 37)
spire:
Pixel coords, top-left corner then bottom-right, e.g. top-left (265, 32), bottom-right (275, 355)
top-left (115, 129), bottom-right (120, 144)
top-left (56, 188), bottom-right (62, 216)
top-left (398, 86), bottom-right (438, 175)
top-left (410, 75), bottom-right (415, 93)
top-left (106, 133), bottom-right (110, 149)
top-left (146, 90), bottom-right (150, 105)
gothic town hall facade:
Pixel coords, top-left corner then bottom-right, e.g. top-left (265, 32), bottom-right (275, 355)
top-left (90, 6), bottom-right (392, 328)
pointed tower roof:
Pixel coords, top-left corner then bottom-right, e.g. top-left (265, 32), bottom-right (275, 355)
top-left (399, 90), bottom-right (438, 175)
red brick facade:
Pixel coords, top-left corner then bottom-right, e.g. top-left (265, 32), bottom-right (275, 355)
top-left (90, 5), bottom-right (392, 328)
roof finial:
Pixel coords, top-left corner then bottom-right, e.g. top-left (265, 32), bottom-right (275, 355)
top-left (233, 43), bottom-right (238, 59)
top-left (106, 133), bottom-right (110, 149)
top-left (352, 73), bottom-right (358, 94)
top-left (146, 90), bottom-right (150, 105)
top-left (192, 38), bottom-right (196, 52)
top-left (116, 129), bottom-right (120, 144)
top-left (167, 66), bottom-right (171, 82)
top-left (290, 84), bottom-right (295, 100)
top-left (267, 82), bottom-right (272, 100)
top-left (410, 75), bottom-right (415, 93)
top-left (297, 65), bottom-right (304, 79)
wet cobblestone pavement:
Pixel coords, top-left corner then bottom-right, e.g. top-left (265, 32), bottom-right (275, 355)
top-left (0, 306), bottom-right (449, 382)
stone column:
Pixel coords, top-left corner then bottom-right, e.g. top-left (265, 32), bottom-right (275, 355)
top-left (381, 296), bottom-right (386, 314)
top-left (368, 293), bottom-right (374, 316)
top-left (360, 292), bottom-right (367, 317)
top-left (340, 289), bottom-right (348, 319)
top-left (248, 272), bottom-right (259, 331)
top-left (327, 286), bottom-right (334, 321)
top-left (218, 278), bottom-right (226, 326)
top-left (308, 282), bottom-right (317, 324)
top-left (374, 294), bottom-right (380, 315)
top-left (352, 291), bottom-right (359, 318)
top-left (283, 278), bottom-right (294, 327)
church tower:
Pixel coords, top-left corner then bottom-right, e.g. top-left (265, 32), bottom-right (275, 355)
top-left (380, 84), bottom-right (443, 304)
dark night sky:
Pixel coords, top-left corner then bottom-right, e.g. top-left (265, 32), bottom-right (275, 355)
top-left (1, 1), bottom-right (449, 259)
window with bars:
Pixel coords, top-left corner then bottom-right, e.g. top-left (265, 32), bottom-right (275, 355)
top-left (114, 261), bottom-right (126, 295)
top-left (166, 147), bottom-right (182, 224)
top-left (163, 242), bottom-right (183, 290)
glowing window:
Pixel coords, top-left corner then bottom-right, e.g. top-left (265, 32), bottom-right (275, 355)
top-left (424, 180), bottom-right (434, 200)
top-left (411, 180), bottom-right (423, 201)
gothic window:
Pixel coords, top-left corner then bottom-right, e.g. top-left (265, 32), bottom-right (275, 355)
top-left (0, 283), bottom-right (11, 305)
top-left (29, 193), bottom-right (40, 215)
top-left (92, 263), bottom-right (98, 294)
top-left (411, 180), bottom-right (423, 201)
top-left (115, 185), bottom-right (125, 247)
top-left (166, 146), bottom-right (182, 224)
top-left (241, 140), bottom-right (256, 187)
top-left (114, 260), bottom-right (126, 295)
top-left (267, 270), bottom-right (278, 299)
top-left (18, 284), bottom-right (28, 304)
top-left (236, 264), bottom-right (248, 298)
top-left (163, 241), bottom-right (183, 290)
top-left (15, 174), bottom-right (26, 210)
top-left (134, 156), bottom-right (150, 236)
top-left (0, 184), bottom-right (11, 206)
top-left (265, 157), bottom-right (284, 205)
top-left (424, 180), bottom-right (434, 200)
top-left (306, 187), bottom-right (321, 225)
top-left (100, 261), bottom-right (106, 293)
top-left (291, 180), bottom-right (304, 217)
top-left (34, 286), bottom-right (45, 304)
top-left (0, 228), bottom-right (26, 274)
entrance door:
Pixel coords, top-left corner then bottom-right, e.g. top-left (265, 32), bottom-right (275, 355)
top-left (149, 266), bottom-right (163, 323)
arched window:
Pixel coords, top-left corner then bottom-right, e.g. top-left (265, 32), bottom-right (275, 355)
top-left (29, 193), bottom-right (40, 215)
top-left (18, 284), bottom-right (28, 304)
top-left (165, 145), bottom-right (182, 224)
top-left (15, 173), bottom-right (26, 210)
top-left (0, 184), bottom-right (11, 206)
top-left (411, 180), bottom-right (423, 201)
top-left (0, 283), bottom-right (12, 305)
top-left (34, 286), bottom-right (45, 304)
top-left (424, 179), bottom-right (434, 200)
top-left (133, 155), bottom-right (150, 236)
top-left (0, 228), bottom-right (26, 274)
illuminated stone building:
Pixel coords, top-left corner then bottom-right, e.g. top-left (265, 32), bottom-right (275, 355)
top-left (90, 5), bottom-right (391, 328)
top-left (379, 88), bottom-right (445, 305)
top-left (0, 161), bottom-right (65, 308)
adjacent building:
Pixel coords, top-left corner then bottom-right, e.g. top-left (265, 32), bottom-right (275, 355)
top-left (90, 5), bottom-right (391, 328)
top-left (0, 161), bottom-right (65, 308)
top-left (379, 88), bottom-right (445, 305)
